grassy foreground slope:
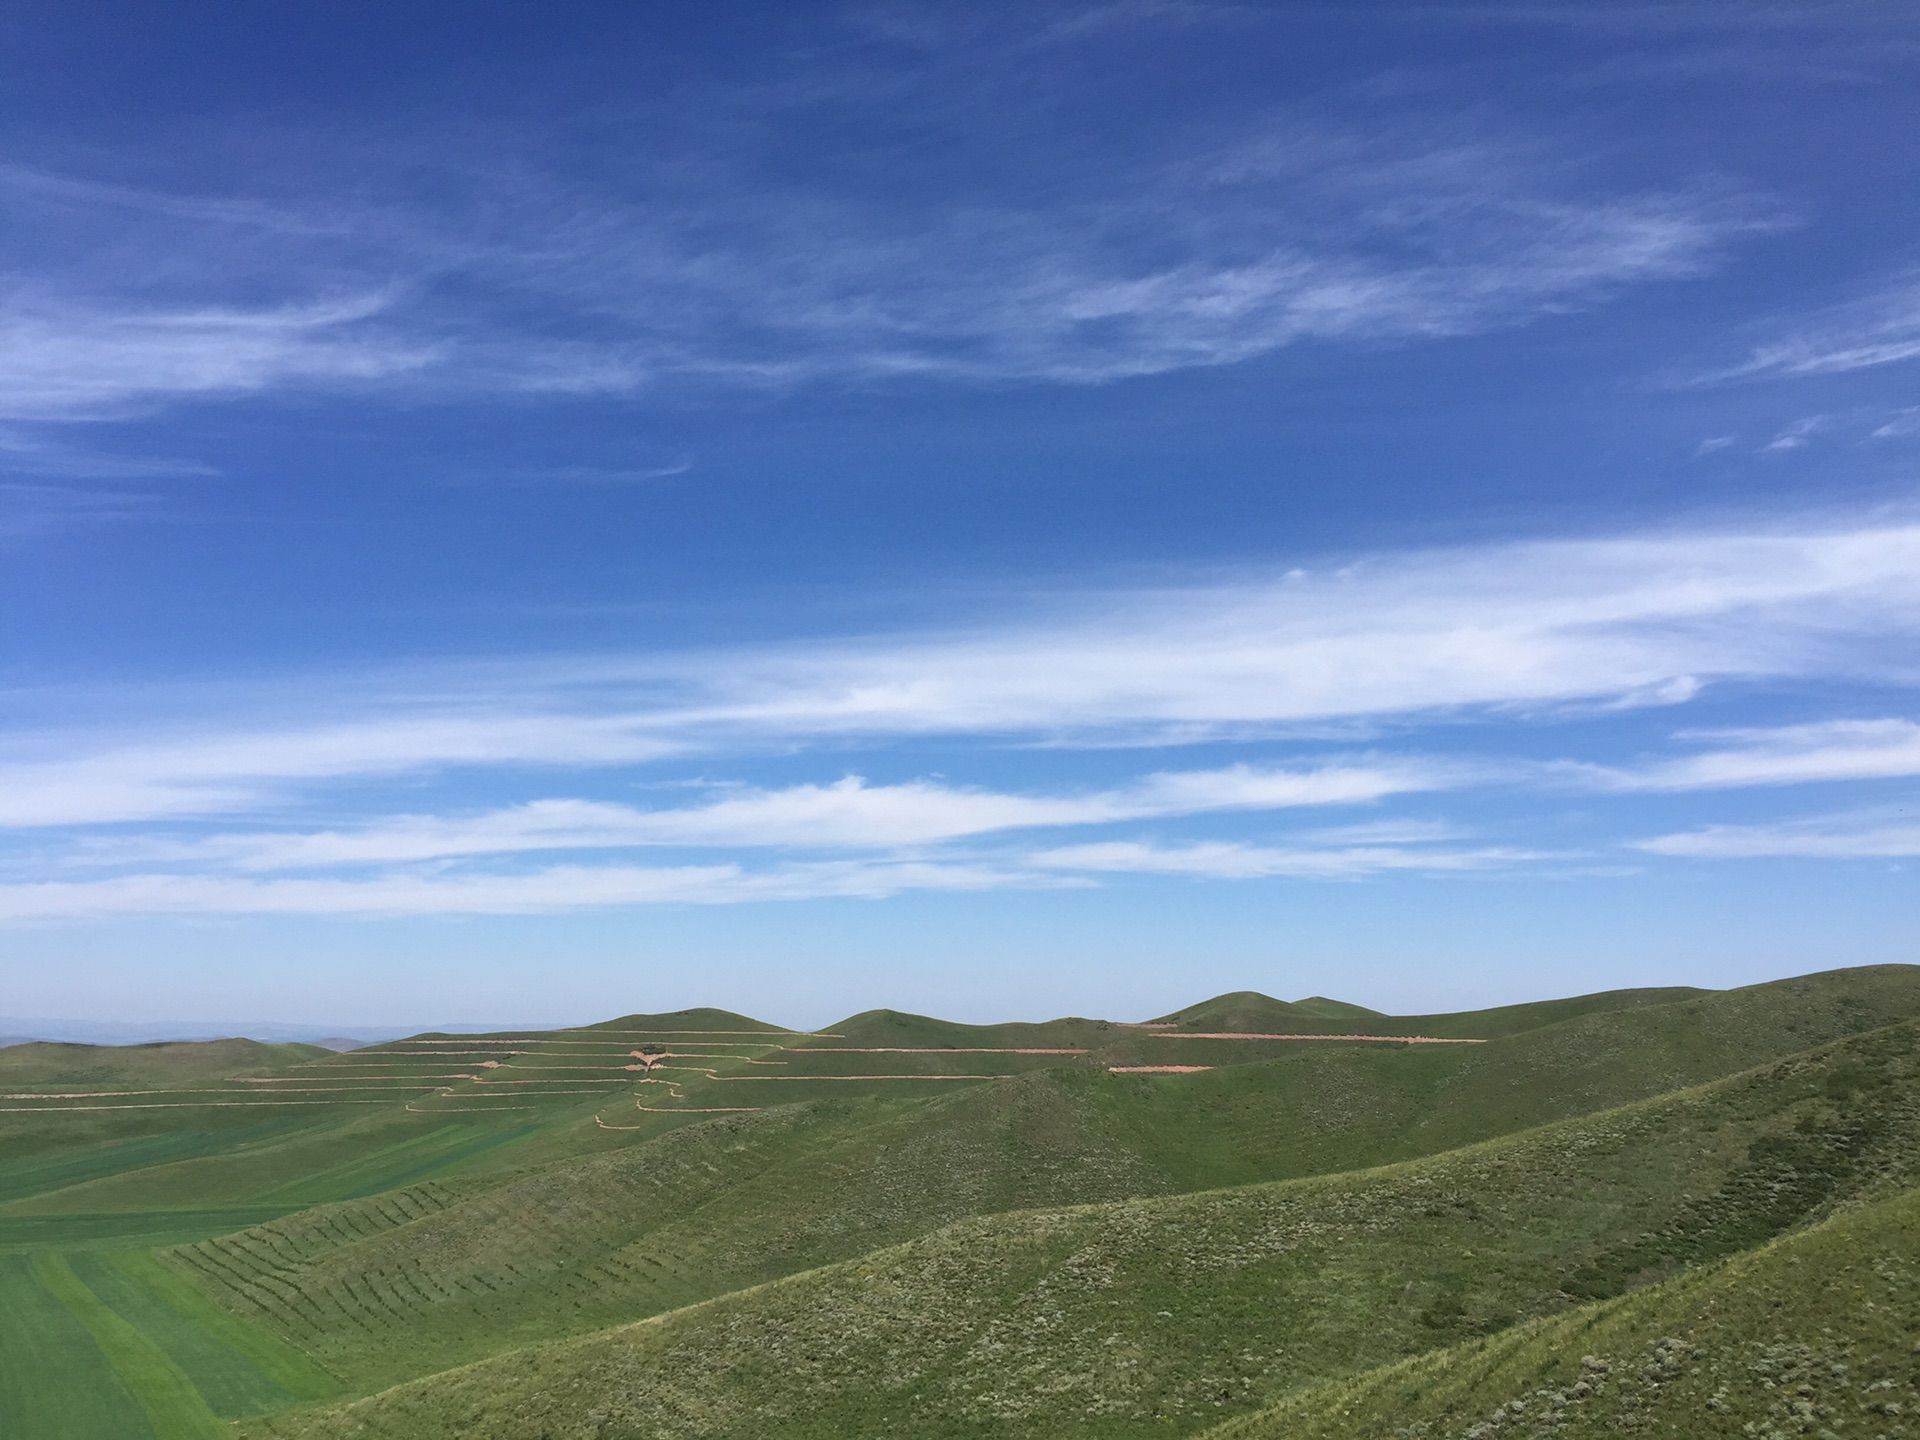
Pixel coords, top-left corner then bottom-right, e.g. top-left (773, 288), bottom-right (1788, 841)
top-left (182, 966), bottom-right (1920, 1394)
top-left (245, 1018), bottom-right (1920, 1439)
top-left (1209, 1184), bottom-right (1920, 1439)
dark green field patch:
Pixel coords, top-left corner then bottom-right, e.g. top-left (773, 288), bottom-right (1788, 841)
top-left (0, 1213), bottom-right (299, 1259)
top-left (0, 1207), bottom-right (299, 1252)
top-left (28, 1251), bottom-right (223, 1437)
top-left (0, 1112), bottom-right (324, 1205)
top-left (253, 1115), bottom-right (552, 1203)
top-left (0, 1252), bottom-right (156, 1439)
top-left (69, 1251), bottom-right (337, 1416)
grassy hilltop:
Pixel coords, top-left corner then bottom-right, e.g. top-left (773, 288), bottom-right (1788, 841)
top-left (0, 965), bottom-right (1915, 1438)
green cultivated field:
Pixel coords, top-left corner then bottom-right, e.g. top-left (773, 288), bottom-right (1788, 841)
top-left (2, 972), bottom-right (1916, 1437)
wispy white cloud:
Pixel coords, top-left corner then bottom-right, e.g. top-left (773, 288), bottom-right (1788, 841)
top-left (1588, 719), bottom-right (1920, 791)
top-left (1635, 807), bottom-right (1920, 859)
top-left (0, 162), bottom-right (345, 235)
top-left (493, 459), bottom-right (695, 487)
top-left (1701, 273), bottom-right (1920, 382)
top-left (0, 482), bottom-right (160, 540)
top-left (5, 515), bottom-right (1918, 828)
top-left (0, 78), bottom-right (1770, 424)
top-left (1871, 407), bottom-right (1920, 440)
top-left (0, 428), bottom-right (214, 480)
top-left (1759, 415), bottom-right (1826, 453)
top-left (80, 761), bottom-right (1464, 871)
top-left (1030, 837), bottom-right (1556, 880)
top-left (631, 519), bottom-right (1920, 743)
top-left (0, 292), bottom-right (436, 422)
top-left (1296, 818), bottom-right (1467, 845)
top-left (0, 716), bottom-right (682, 827)
top-left (0, 855), bottom-right (1069, 922)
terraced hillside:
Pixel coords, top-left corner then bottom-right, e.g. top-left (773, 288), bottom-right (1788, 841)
top-left (1, 965), bottom-right (1916, 1438)
top-left (242, 1017), bottom-right (1920, 1438)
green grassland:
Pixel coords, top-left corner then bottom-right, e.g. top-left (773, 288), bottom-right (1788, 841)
top-left (0, 1038), bottom-right (329, 1093)
top-left (1, 965), bottom-right (1916, 1438)
top-left (1209, 1183), bottom-right (1920, 1439)
top-left (1147, 981), bottom-right (1716, 1037)
top-left (238, 1016), bottom-right (1920, 1438)
top-left (161, 965), bottom-right (1920, 1396)
top-left (0, 1247), bottom-right (337, 1440)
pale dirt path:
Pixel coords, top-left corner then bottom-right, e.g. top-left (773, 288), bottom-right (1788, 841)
top-left (491, 1064), bottom-right (638, 1070)
top-left (783, 1047), bottom-right (1086, 1055)
top-left (717, 1073), bottom-right (1003, 1082)
top-left (1147, 1032), bottom-right (1486, 1044)
top-left (3, 1098), bottom-right (402, 1112)
top-left (235, 1075), bottom-right (475, 1083)
top-left (561, 1029), bottom-right (840, 1038)
top-left (3, 1086), bottom-right (440, 1098)
top-left (1107, 1065), bottom-right (1215, 1074)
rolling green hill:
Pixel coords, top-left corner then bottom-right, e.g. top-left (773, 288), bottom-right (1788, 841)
top-left (1150, 982), bottom-right (1710, 1038)
top-left (154, 965), bottom-right (1920, 1398)
top-left (1285, 995), bottom-right (1382, 1020)
top-left (240, 1016), bottom-right (1920, 1438)
top-left (0, 1039), bottom-right (329, 1093)
top-left (2, 965), bottom-right (1916, 1439)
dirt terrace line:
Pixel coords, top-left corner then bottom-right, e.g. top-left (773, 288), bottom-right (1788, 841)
top-left (716, 1073), bottom-right (1002, 1082)
top-left (1, 1086), bottom-right (441, 1099)
top-left (493, 1064), bottom-right (637, 1070)
top-left (562, 1029), bottom-right (841, 1038)
top-left (1109, 1065), bottom-right (1214, 1074)
top-left (238, 1075), bottom-right (475, 1083)
top-left (781, 1047), bottom-right (1086, 1054)
top-left (1, 1099), bottom-right (402, 1112)
top-left (289, 1069), bottom-right (483, 1077)
top-left (412, 1090), bottom-right (614, 1098)
top-left (1147, 1032), bottom-right (1487, 1044)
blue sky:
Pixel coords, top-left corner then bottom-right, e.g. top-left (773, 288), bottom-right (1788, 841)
top-left (2, 2), bottom-right (1917, 1028)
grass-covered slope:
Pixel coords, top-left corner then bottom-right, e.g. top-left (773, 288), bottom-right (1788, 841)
top-left (0, 1039), bottom-right (328, 1092)
top-left (819, 1007), bottom-right (1113, 1049)
top-left (563, 1007), bottom-right (796, 1035)
top-left (178, 966), bottom-right (1920, 1396)
top-left (6, 967), bottom-right (1917, 1439)
top-left (2, 1103), bottom-right (575, 1222)
top-left (1286, 996), bottom-right (1382, 1020)
top-left (244, 1019), bottom-right (1920, 1439)
top-left (1208, 1184), bottom-right (1920, 1439)
top-left (0, 1245), bottom-right (340, 1439)
top-left (1148, 982), bottom-right (1709, 1039)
